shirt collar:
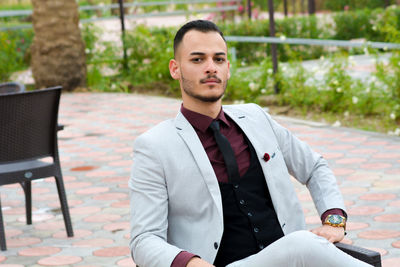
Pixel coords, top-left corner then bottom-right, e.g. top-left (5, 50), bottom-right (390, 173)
top-left (180, 104), bottom-right (231, 133)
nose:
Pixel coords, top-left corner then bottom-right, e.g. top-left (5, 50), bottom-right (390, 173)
top-left (205, 58), bottom-right (217, 74)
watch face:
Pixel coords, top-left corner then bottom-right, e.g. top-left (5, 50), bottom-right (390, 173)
top-left (328, 215), bottom-right (343, 224)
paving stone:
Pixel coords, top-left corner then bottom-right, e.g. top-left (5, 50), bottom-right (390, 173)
top-left (392, 240), bottom-right (400, 249)
top-left (92, 246), bottom-right (130, 257)
top-left (52, 229), bottom-right (93, 239)
top-left (358, 230), bottom-right (400, 240)
top-left (117, 257), bottom-right (136, 266)
top-left (365, 247), bottom-right (387, 256)
top-left (37, 255), bottom-right (82, 266)
top-left (346, 222), bottom-right (369, 231)
top-left (73, 238), bottom-right (114, 247)
top-left (7, 237), bottom-right (42, 248)
top-left (18, 246), bottom-right (61, 256)
top-left (336, 158), bottom-right (367, 164)
top-left (347, 206), bottom-right (385, 216)
top-left (360, 193), bottom-right (397, 201)
top-left (92, 192), bottom-right (128, 201)
top-left (84, 214), bottom-right (121, 223)
top-left (360, 163), bottom-right (393, 170)
top-left (382, 258), bottom-right (400, 267)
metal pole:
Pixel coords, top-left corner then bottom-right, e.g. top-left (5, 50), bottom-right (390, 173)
top-left (118, 0), bottom-right (128, 70)
top-left (268, 0), bottom-right (279, 94)
top-left (308, 0), bottom-right (315, 15)
top-left (283, 0), bottom-right (288, 17)
top-left (247, 0), bottom-right (252, 19)
top-left (384, 0), bottom-right (390, 8)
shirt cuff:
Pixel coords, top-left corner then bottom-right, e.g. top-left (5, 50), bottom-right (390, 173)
top-left (171, 251), bottom-right (199, 267)
top-left (321, 208), bottom-right (347, 223)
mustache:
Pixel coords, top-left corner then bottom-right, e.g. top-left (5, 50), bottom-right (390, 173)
top-left (200, 75), bottom-right (222, 83)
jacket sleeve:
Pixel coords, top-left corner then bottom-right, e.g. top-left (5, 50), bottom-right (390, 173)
top-left (256, 104), bottom-right (346, 217)
top-left (129, 133), bottom-right (183, 267)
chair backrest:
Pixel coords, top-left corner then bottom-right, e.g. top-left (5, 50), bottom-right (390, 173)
top-left (0, 82), bottom-right (26, 94)
top-left (0, 87), bottom-right (62, 163)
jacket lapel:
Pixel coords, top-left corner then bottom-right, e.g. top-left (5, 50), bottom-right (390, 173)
top-left (223, 108), bottom-right (266, 159)
top-left (174, 112), bottom-right (223, 219)
top-left (224, 107), bottom-right (277, 183)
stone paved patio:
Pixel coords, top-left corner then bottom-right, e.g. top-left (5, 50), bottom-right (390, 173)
top-left (0, 92), bottom-right (399, 266)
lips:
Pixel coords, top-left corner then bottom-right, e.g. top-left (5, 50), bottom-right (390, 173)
top-left (200, 76), bottom-right (221, 84)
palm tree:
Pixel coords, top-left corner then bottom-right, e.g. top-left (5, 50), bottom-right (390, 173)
top-left (30, 0), bottom-right (86, 91)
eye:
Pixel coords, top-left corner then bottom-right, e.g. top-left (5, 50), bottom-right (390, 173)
top-left (215, 57), bottom-right (226, 63)
top-left (191, 58), bottom-right (202, 63)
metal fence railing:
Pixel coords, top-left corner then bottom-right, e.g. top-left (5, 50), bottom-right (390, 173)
top-left (224, 36), bottom-right (400, 50)
top-left (0, 0), bottom-right (241, 31)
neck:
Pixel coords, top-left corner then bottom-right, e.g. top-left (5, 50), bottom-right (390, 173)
top-left (182, 98), bottom-right (222, 119)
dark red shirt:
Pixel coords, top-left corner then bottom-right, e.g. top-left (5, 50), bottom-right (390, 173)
top-left (171, 105), bottom-right (344, 267)
top-left (180, 105), bottom-right (250, 183)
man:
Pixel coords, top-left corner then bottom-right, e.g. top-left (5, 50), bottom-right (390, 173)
top-left (130, 20), bottom-right (370, 267)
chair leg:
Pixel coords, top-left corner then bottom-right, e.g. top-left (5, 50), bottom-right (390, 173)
top-left (0, 197), bottom-right (7, 251)
top-left (54, 176), bottom-right (73, 237)
top-left (19, 181), bottom-right (32, 225)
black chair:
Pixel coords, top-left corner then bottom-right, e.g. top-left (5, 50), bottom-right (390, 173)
top-left (0, 86), bottom-right (73, 251)
top-left (0, 81), bottom-right (26, 94)
top-left (335, 242), bottom-right (381, 267)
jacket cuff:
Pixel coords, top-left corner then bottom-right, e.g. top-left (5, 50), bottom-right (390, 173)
top-left (171, 251), bottom-right (199, 267)
top-left (321, 208), bottom-right (346, 223)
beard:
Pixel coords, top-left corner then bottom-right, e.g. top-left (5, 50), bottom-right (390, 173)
top-left (181, 73), bottom-right (228, 103)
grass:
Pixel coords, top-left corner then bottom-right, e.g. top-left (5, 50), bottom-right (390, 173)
top-left (266, 104), bottom-right (397, 135)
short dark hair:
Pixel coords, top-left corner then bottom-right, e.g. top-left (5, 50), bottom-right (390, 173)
top-left (173, 20), bottom-right (225, 57)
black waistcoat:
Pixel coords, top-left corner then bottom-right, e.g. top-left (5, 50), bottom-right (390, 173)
top-left (213, 139), bottom-right (284, 267)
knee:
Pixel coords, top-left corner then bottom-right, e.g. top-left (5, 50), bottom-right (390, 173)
top-left (284, 230), bottom-right (328, 257)
top-left (285, 230), bottom-right (316, 245)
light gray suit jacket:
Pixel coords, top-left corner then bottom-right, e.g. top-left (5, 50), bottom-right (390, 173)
top-left (129, 103), bottom-right (345, 267)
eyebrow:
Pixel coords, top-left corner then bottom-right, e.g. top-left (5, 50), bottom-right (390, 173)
top-left (189, 52), bottom-right (226, 56)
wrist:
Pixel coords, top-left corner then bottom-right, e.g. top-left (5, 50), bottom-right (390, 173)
top-left (323, 214), bottom-right (346, 230)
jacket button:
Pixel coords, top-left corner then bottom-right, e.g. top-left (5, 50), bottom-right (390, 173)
top-left (214, 242), bottom-right (218, 249)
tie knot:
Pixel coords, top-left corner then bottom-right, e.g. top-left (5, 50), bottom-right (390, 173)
top-left (209, 120), bottom-right (220, 132)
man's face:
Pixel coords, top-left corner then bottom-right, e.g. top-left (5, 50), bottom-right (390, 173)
top-left (169, 30), bottom-right (230, 103)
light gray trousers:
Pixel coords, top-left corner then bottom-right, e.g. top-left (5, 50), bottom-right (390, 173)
top-left (226, 230), bottom-right (372, 267)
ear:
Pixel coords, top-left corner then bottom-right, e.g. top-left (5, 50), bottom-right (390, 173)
top-left (169, 59), bottom-right (180, 80)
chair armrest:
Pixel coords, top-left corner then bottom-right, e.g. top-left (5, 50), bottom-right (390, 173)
top-left (335, 242), bottom-right (381, 267)
top-left (57, 124), bottom-right (64, 131)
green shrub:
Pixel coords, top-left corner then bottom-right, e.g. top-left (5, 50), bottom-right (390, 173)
top-left (0, 29), bottom-right (33, 82)
top-left (323, 0), bottom-right (395, 11)
top-left (124, 25), bottom-right (177, 94)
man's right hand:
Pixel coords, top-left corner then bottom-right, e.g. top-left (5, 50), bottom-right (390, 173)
top-left (186, 257), bottom-right (215, 267)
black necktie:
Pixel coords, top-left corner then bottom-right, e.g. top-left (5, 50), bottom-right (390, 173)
top-left (209, 120), bottom-right (240, 183)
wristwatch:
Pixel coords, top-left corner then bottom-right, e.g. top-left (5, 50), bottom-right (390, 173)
top-left (323, 214), bottom-right (346, 229)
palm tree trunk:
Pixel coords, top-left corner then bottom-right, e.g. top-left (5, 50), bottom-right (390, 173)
top-left (31, 0), bottom-right (86, 91)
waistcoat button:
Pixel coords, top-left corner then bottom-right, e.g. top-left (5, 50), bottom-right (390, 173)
top-left (239, 199), bottom-right (245, 205)
top-left (254, 227), bottom-right (259, 233)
